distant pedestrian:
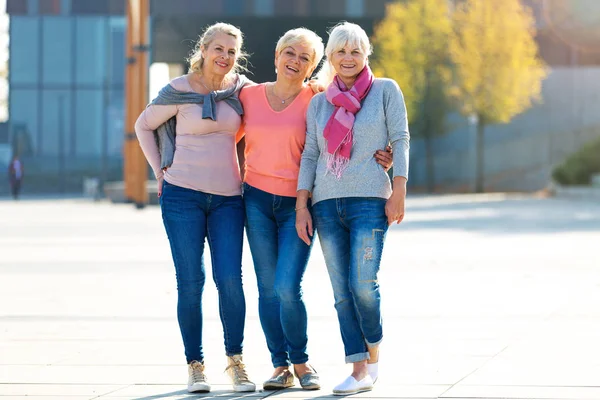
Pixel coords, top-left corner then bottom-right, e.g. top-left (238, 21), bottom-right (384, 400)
top-left (8, 155), bottom-right (23, 200)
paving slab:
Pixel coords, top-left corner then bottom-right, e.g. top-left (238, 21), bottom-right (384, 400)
top-left (1, 194), bottom-right (600, 399)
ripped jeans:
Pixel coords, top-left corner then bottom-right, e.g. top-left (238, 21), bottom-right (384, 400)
top-left (312, 197), bottom-right (388, 363)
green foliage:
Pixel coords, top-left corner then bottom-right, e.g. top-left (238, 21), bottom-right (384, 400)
top-left (552, 138), bottom-right (600, 185)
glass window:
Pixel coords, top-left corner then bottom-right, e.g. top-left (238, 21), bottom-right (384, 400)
top-left (346, 0), bottom-right (364, 17)
top-left (61, 0), bottom-right (71, 15)
top-left (41, 89), bottom-right (71, 156)
top-left (293, 0), bottom-right (310, 16)
top-left (75, 17), bottom-right (107, 86)
top-left (108, 17), bottom-right (126, 86)
top-left (42, 17), bottom-right (73, 85)
top-left (39, 0), bottom-right (60, 15)
top-left (9, 89), bottom-right (39, 156)
top-left (274, 1), bottom-right (294, 15)
top-left (9, 17), bottom-right (40, 85)
top-left (365, 0), bottom-right (386, 17)
top-left (107, 88), bottom-right (124, 157)
top-left (28, 0), bottom-right (39, 15)
top-left (71, 0), bottom-right (125, 15)
top-left (7, 0), bottom-right (28, 14)
top-left (254, 0), bottom-right (274, 16)
top-left (75, 89), bottom-right (103, 156)
top-left (224, 0), bottom-right (244, 16)
top-left (314, 0), bottom-right (340, 16)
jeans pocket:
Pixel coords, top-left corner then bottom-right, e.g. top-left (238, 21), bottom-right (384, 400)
top-left (358, 228), bottom-right (386, 282)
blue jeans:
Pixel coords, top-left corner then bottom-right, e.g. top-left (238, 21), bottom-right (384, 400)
top-left (243, 183), bottom-right (313, 367)
top-left (160, 180), bottom-right (246, 363)
top-left (312, 197), bottom-right (388, 363)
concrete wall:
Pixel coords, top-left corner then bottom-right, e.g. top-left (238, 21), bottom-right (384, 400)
top-left (408, 67), bottom-right (600, 192)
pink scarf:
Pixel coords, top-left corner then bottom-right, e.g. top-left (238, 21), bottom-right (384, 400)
top-left (323, 65), bottom-right (374, 179)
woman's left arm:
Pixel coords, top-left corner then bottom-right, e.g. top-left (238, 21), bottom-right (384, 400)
top-left (383, 79), bottom-right (410, 225)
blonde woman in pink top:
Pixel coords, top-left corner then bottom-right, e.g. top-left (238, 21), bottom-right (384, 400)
top-left (238, 28), bottom-right (392, 391)
top-left (135, 23), bottom-right (255, 394)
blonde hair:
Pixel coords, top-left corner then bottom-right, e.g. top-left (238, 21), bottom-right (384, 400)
top-left (316, 22), bottom-right (372, 85)
top-left (275, 28), bottom-right (324, 79)
top-left (188, 22), bottom-right (248, 76)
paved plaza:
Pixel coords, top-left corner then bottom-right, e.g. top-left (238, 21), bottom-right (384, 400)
top-left (1, 193), bottom-right (600, 399)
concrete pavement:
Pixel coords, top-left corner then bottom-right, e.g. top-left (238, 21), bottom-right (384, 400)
top-left (1, 193), bottom-right (600, 399)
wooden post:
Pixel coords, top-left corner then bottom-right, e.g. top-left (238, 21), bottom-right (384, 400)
top-left (124, 0), bottom-right (150, 208)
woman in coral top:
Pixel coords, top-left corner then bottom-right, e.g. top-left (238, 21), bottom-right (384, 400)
top-left (238, 28), bottom-right (392, 391)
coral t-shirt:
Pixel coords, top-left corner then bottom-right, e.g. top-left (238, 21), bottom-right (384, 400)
top-left (239, 83), bottom-right (313, 197)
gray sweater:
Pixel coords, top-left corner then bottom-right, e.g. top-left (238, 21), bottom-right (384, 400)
top-left (297, 78), bottom-right (410, 205)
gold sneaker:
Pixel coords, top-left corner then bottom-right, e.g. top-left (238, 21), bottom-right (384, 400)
top-left (225, 354), bottom-right (256, 392)
top-left (187, 361), bottom-right (210, 393)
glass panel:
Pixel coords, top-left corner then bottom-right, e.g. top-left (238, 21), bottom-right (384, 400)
top-left (9, 89), bottom-right (39, 156)
top-left (108, 17), bottom-right (126, 86)
top-left (105, 88), bottom-right (124, 181)
top-left (39, 0), bottom-right (60, 15)
top-left (106, 88), bottom-right (124, 158)
top-left (224, 0), bottom-right (244, 16)
top-left (74, 89), bottom-right (103, 156)
top-left (71, 0), bottom-right (125, 15)
top-left (254, 0), bottom-right (274, 16)
top-left (42, 17), bottom-right (73, 84)
top-left (7, 0), bottom-right (28, 14)
top-left (61, 0), bottom-right (71, 15)
top-left (75, 90), bottom-right (104, 157)
top-left (9, 17), bottom-right (40, 85)
top-left (346, 0), bottom-right (364, 17)
top-left (41, 89), bottom-right (71, 156)
top-left (27, 0), bottom-right (39, 14)
top-left (294, 0), bottom-right (310, 16)
top-left (75, 17), bottom-right (107, 86)
top-left (274, 1), bottom-right (294, 15)
top-left (365, 0), bottom-right (386, 17)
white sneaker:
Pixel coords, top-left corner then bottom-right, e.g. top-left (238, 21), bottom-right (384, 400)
top-left (367, 362), bottom-right (379, 383)
top-left (333, 374), bottom-right (374, 395)
top-left (225, 354), bottom-right (256, 392)
top-left (187, 360), bottom-right (211, 393)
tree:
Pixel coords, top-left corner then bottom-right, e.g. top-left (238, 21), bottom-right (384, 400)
top-left (371, 0), bottom-right (453, 193)
top-left (449, 0), bottom-right (548, 192)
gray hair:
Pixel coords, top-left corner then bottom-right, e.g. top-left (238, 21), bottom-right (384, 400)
top-left (317, 22), bottom-right (372, 85)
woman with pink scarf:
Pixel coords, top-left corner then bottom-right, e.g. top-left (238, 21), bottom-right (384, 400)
top-left (295, 22), bottom-right (410, 395)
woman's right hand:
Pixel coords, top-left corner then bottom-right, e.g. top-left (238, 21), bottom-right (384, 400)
top-left (295, 208), bottom-right (313, 246)
top-left (157, 174), bottom-right (164, 197)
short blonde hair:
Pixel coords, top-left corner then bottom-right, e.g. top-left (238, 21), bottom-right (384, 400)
top-left (188, 22), bottom-right (248, 76)
top-left (317, 22), bottom-right (372, 85)
top-left (275, 28), bottom-right (324, 78)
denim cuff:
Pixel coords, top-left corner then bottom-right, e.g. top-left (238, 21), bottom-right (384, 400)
top-left (289, 356), bottom-right (309, 365)
top-left (273, 360), bottom-right (291, 368)
top-left (345, 351), bottom-right (370, 363)
top-left (366, 336), bottom-right (383, 348)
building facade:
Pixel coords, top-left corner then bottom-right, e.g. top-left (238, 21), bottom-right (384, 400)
top-left (4, 0), bottom-right (597, 194)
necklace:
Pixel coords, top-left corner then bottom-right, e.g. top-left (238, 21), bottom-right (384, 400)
top-left (271, 84), bottom-right (301, 104)
top-left (197, 76), bottom-right (223, 92)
